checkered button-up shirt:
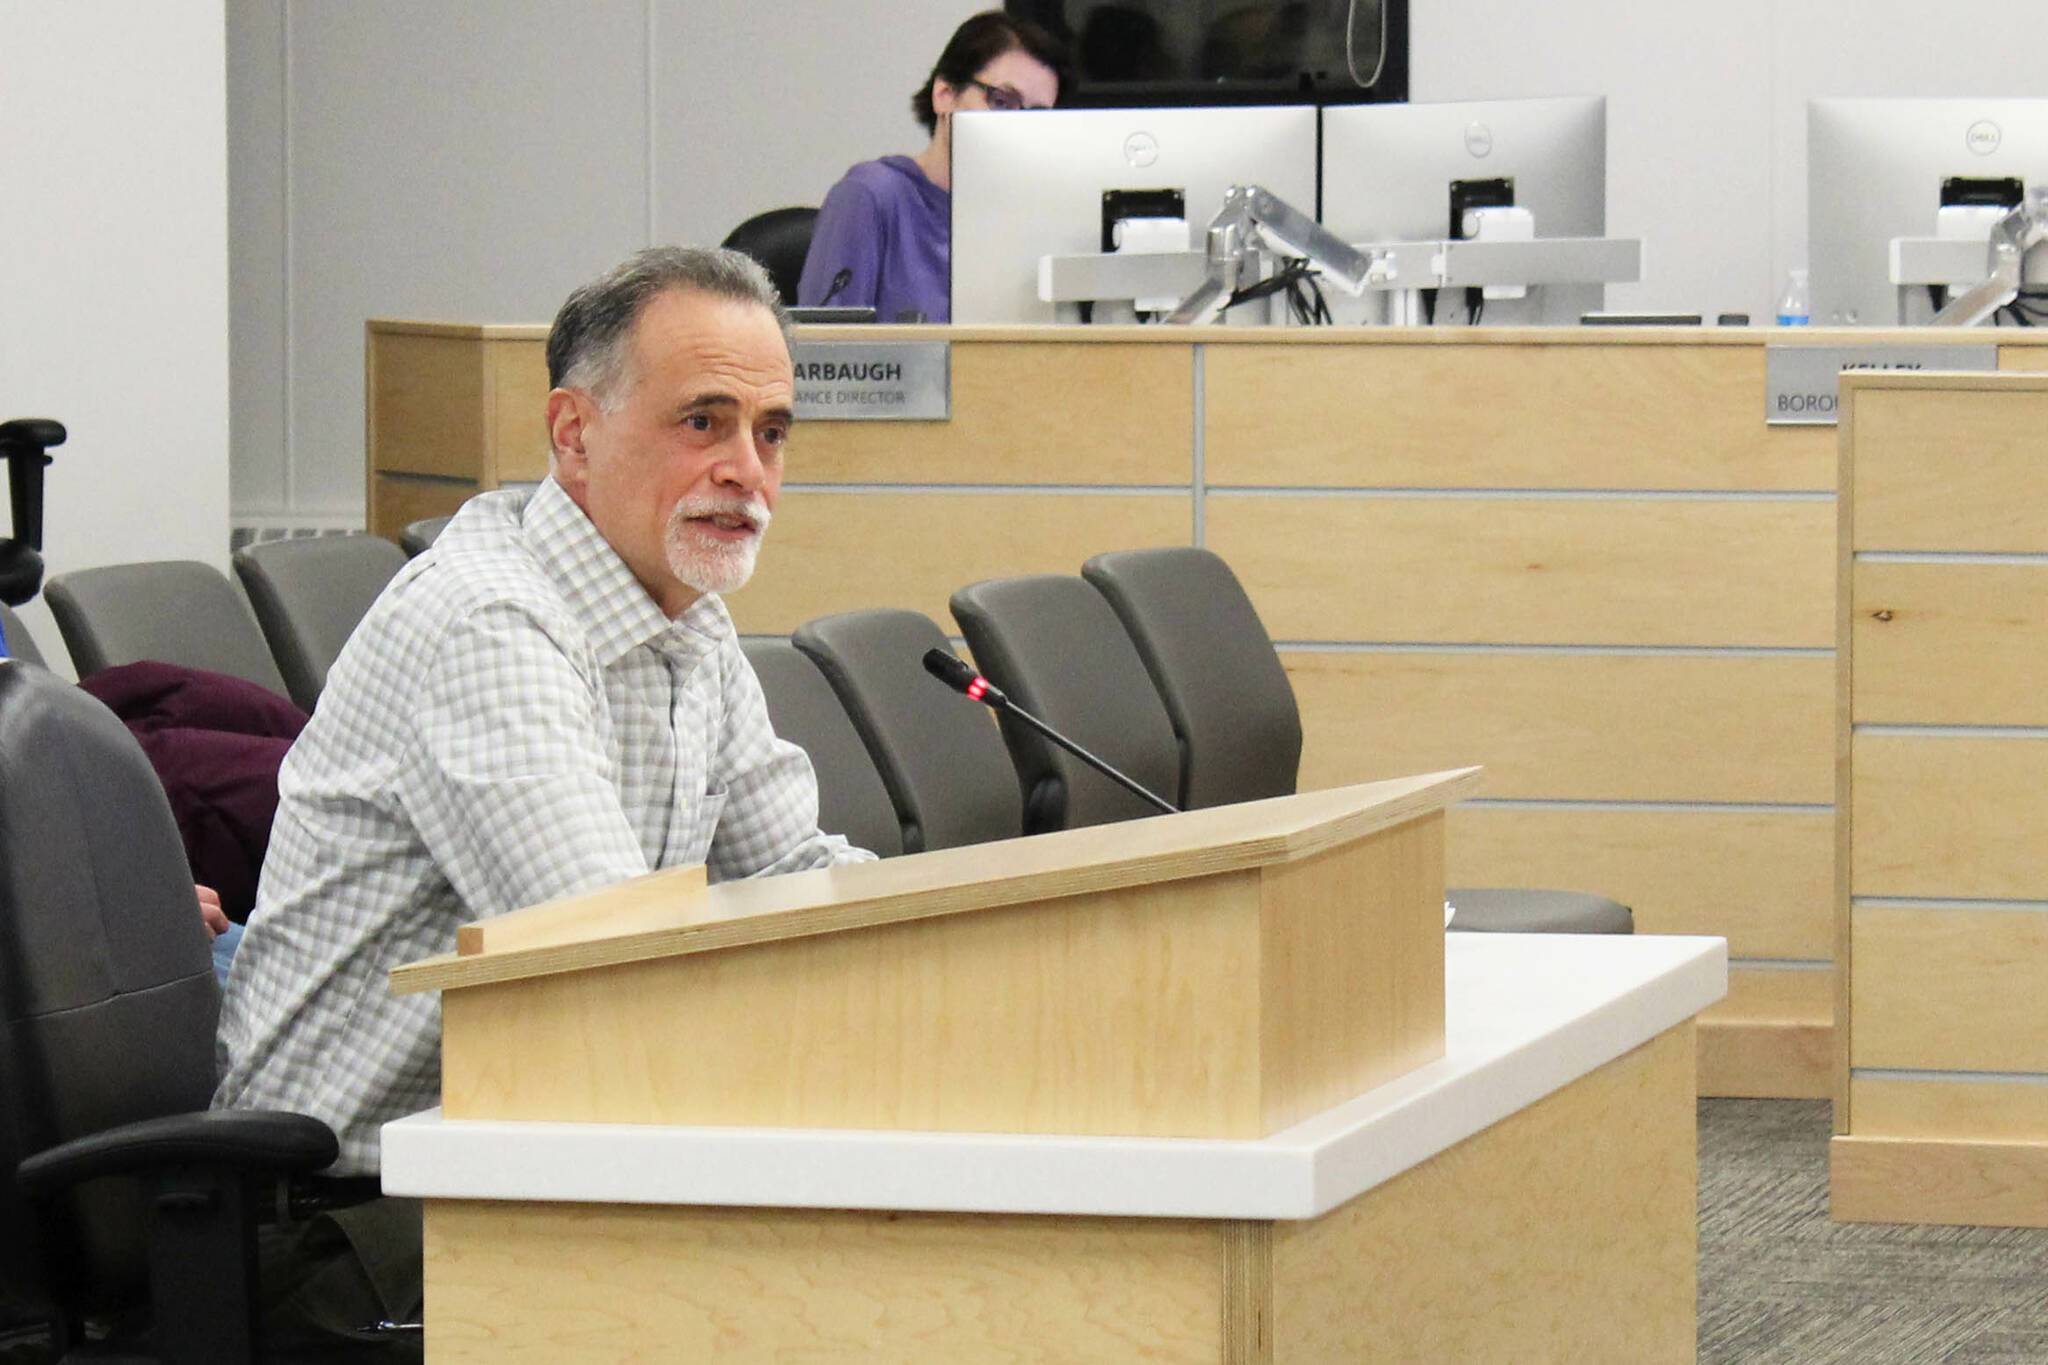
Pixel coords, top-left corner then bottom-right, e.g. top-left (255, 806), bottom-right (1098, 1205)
top-left (214, 479), bottom-right (870, 1174)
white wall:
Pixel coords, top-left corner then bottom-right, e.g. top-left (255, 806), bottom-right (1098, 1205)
top-left (4, 2), bottom-right (230, 668)
top-left (230, 0), bottom-right (2048, 527)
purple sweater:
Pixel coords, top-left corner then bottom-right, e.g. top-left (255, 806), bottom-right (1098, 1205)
top-left (799, 156), bottom-right (950, 323)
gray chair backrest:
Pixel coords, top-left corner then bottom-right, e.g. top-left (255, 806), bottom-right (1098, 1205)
top-left (233, 533), bottom-right (407, 711)
top-left (949, 574), bottom-right (1181, 834)
top-left (44, 560), bottom-right (289, 697)
top-left (401, 515), bottom-right (453, 558)
top-left (791, 609), bottom-right (1022, 854)
top-left (0, 601), bottom-right (45, 666)
top-left (0, 659), bottom-right (220, 1304)
top-left (1082, 547), bottom-right (1301, 809)
top-left (741, 637), bottom-right (904, 857)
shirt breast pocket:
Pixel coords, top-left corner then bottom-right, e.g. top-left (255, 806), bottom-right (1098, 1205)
top-left (674, 782), bottom-right (727, 866)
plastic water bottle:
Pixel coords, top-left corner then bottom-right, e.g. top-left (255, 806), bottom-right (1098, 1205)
top-left (1776, 268), bottom-right (1811, 327)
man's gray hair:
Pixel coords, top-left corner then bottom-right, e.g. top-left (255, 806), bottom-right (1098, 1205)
top-left (546, 245), bottom-right (792, 408)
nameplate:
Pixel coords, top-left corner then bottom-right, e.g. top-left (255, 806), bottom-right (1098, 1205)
top-left (1765, 343), bottom-right (1997, 425)
top-left (790, 341), bottom-right (950, 421)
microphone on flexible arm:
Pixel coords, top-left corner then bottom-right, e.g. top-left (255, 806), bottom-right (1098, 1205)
top-left (920, 648), bottom-right (1179, 816)
top-left (819, 268), bottom-right (853, 306)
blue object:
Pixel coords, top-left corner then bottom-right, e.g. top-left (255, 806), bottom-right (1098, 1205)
top-left (212, 920), bottom-right (244, 986)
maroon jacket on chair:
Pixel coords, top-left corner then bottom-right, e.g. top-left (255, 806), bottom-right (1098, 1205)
top-left (77, 662), bottom-right (307, 923)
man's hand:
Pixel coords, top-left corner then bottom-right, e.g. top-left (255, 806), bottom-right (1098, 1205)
top-left (197, 884), bottom-right (229, 940)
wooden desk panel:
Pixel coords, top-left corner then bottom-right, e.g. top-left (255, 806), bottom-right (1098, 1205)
top-left (1698, 969), bottom-right (1832, 1100)
top-left (366, 328), bottom-right (487, 481)
top-left (788, 342), bottom-right (1193, 486)
top-left (1268, 1026), bottom-right (1695, 1365)
top-left (1836, 370), bottom-right (2048, 1223)
top-left (1204, 339), bottom-right (1831, 492)
top-left (1850, 385), bottom-right (2048, 553)
top-left (1852, 561), bottom-right (2048, 726)
top-left (417, 1011), bottom-right (1703, 1364)
top-left (1851, 1077), bottom-right (2048, 1141)
top-left (1289, 649), bottom-right (1833, 804)
top-left (1449, 805), bottom-right (1834, 958)
top-left (1850, 905), bottom-right (2048, 1074)
top-left (1850, 733), bottom-right (2048, 900)
top-left (1211, 494), bottom-right (1833, 648)
top-left (369, 475), bottom-right (475, 547)
top-left (728, 491), bottom-right (1191, 635)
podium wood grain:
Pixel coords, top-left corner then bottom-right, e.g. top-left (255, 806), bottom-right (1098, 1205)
top-left (405, 772), bottom-right (1470, 1139)
top-left (418, 1023), bottom-right (1697, 1365)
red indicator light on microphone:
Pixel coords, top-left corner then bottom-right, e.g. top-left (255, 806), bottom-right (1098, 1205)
top-left (967, 677), bottom-right (989, 701)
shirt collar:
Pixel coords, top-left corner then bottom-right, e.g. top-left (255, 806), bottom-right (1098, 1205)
top-left (521, 478), bottom-right (732, 666)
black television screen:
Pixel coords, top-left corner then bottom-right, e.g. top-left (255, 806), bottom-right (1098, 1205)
top-left (1008, 0), bottom-right (1408, 107)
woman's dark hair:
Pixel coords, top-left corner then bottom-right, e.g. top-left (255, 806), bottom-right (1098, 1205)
top-left (911, 10), bottom-right (1068, 135)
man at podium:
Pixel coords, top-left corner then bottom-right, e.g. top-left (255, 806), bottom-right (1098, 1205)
top-left (212, 246), bottom-right (873, 1357)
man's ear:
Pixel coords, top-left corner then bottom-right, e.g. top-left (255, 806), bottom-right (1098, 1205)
top-left (546, 388), bottom-right (591, 494)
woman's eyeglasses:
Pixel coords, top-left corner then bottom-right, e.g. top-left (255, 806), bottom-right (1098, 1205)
top-left (968, 79), bottom-right (1037, 112)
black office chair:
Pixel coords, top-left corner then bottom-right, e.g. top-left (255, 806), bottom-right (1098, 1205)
top-left (790, 609), bottom-right (1022, 853)
top-left (720, 207), bottom-right (821, 306)
top-left (0, 418), bottom-right (64, 608)
top-left (233, 534), bottom-right (408, 712)
top-left (949, 575), bottom-right (1183, 834)
top-left (1081, 547), bottom-right (1633, 934)
top-left (740, 637), bottom-right (904, 857)
top-left (0, 659), bottom-right (338, 1363)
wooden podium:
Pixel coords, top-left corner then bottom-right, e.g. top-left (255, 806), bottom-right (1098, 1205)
top-left (386, 768), bottom-right (1718, 1362)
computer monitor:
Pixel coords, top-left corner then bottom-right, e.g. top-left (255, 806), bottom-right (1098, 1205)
top-left (1319, 96), bottom-right (1608, 325)
top-left (949, 105), bottom-right (1318, 324)
top-left (1808, 97), bottom-right (2048, 327)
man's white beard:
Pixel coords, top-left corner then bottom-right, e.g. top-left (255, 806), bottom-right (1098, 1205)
top-left (664, 494), bottom-right (772, 596)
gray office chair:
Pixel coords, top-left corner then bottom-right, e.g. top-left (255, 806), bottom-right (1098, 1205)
top-left (400, 514), bottom-right (452, 558)
top-left (1082, 546), bottom-right (1632, 935)
top-left (741, 637), bottom-right (904, 857)
top-left (791, 609), bottom-right (1023, 853)
top-left (949, 574), bottom-right (1182, 834)
top-left (0, 659), bottom-right (337, 1362)
top-left (232, 533), bottom-right (407, 711)
top-left (0, 601), bottom-right (45, 666)
top-left (44, 560), bottom-right (290, 698)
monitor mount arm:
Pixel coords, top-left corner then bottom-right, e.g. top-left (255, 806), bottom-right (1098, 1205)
top-left (1165, 186), bottom-right (1396, 325)
top-left (1932, 188), bottom-right (2048, 327)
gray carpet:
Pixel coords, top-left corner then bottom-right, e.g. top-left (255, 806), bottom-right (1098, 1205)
top-left (1700, 1099), bottom-right (2048, 1364)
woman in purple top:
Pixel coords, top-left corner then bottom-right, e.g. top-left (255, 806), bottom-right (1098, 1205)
top-left (799, 10), bottom-right (1063, 324)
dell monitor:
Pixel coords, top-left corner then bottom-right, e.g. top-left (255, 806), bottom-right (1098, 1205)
top-left (1808, 97), bottom-right (2048, 327)
top-left (1319, 96), bottom-right (1608, 325)
top-left (950, 105), bottom-right (1319, 324)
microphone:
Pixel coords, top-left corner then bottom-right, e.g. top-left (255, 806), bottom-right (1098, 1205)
top-left (820, 268), bottom-right (853, 306)
top-left (921, 648), bottom-right (1178, 816)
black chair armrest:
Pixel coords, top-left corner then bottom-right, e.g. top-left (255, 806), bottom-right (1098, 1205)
top-left (17, 1109), bottom-right (337, 1196)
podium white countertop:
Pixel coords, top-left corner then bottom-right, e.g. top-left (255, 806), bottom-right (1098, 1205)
top-left (381, 932), bottom-right (1725, 1221)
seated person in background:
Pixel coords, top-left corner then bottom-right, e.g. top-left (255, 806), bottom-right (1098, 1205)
top-left (214, 245), bottom-right (874, 1356)
top-left (797, 9), bottom-right (1063, 323)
